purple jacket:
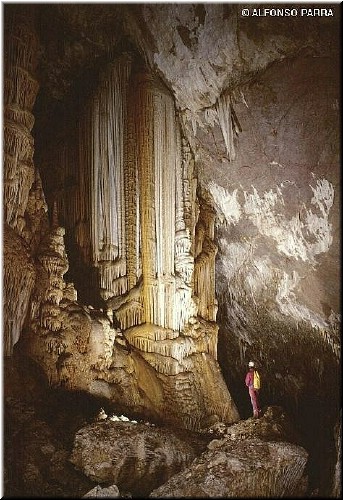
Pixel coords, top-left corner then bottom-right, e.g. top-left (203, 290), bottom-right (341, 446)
top-left (245, 370), bottom-right (254, 388)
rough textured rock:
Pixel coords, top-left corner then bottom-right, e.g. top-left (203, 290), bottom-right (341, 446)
top-left (82, 484), bottom-right (120, 498)
top-left (3, 5), bottom-right (41, 236)
top-left (207, 405), bottom-right (301, 445)
top-left (70, 420), bottom-right (208, 497)
top-left (146, 405), bottom-right (307, 498)
top-left (150, 437), bottom-right (308, 498)
top-left (150, 408), bottom-right (309, 498)
top-left (331, 413), bottom-right (342, 497)
top-left (4, 385), bottom-right (310, 499)
top-left (3, 226), bottom-right (36, 357)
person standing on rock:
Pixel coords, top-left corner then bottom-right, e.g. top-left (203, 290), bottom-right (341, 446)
top-left (245, 361), bottom-right (261, 418)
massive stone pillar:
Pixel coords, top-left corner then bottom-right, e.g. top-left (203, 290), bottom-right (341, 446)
top-left (3, 5), bottom-right (47, 356)
top-left (22, 53), bottom-right (239, 430)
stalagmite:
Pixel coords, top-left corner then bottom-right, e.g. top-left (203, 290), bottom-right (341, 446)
top-left (33, 209), bottom-right (70, 337)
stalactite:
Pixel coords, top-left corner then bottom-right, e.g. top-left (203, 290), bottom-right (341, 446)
top-left (125, 330), bottom-right (197, 362)
top-left (4, 12), bottom-right (39, 72)
top-left (193, 202), bottom-right (218, 322)
top-left (141, 352), bottom-right (186, 376)
top-left (181, 139), bottom-right (198, 232)
top-left (4, 125), bottom-right (34, 166)
top-left (89, 60), bottom-right (130, 270)
top-left (45, 288), bottom-right (64, 305)
top-left (4, 67), bottom-right (39, 110)
top-left (215, 91), bottom-right (238, 161)
top-left (136, 73), bottom-right (157, 284)
top-left (4, 263), bottom-right (35, 356)
top-left (116, 300), bottom-right (144, 331)
top-left (175, 230), bottom-right (194, 285)
top-left (125, 75), bottom-right (141, 290)
top-left (4, 105), bottom-right (35, 130)
top-left (54, 56), bottom-right (132, 300)
top-left (194, 245), bottom-right (217, 321)
top-left (175, 127), bottom-right (185, 234)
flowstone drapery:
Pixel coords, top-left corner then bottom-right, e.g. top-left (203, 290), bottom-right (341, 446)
top-left (28, 56), bottom-right (239, 430)
top-left (3, 6), bottom-right (48, 356)
top-left (3, 6), bottom-right (40, 237)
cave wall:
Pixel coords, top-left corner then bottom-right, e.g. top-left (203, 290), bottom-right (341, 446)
top-left (210, 53), bottom-right (341, 403)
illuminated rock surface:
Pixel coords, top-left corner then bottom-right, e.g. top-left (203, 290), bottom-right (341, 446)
top-left (70, 419), bottom-right (207, 496)
top-left (150, 437), bottom-right (308, 498)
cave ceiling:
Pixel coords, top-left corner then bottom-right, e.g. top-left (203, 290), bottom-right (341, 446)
top-left (35, 3), bottom-right (339, 112)
top-left (33, 2), bottom-right (341, 317)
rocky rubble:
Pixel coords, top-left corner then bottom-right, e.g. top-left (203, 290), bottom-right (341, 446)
top-left (150, 407), bottom-right (308, 498)
top-left (4, 389), bottom-right (310, 498)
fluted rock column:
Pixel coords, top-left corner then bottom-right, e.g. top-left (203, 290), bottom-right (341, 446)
top-left (24, 53), bottom-right (239, 430)
top-left (134, 71), bottom-right (177, 329)
top-left (3, 228), bottom-right (35, 356)
top-left (3, 5), bottom-right (42, 356)
top-left (3, 5), bottom-right (40, 235)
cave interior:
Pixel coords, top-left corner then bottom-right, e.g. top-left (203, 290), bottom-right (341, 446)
top-left (2, 3), bottom-right (341, 498)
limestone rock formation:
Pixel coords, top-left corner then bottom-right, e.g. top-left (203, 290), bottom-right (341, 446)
top-left (150, 437), bottom-right (308, 498)
top-left (150, 408), bottom-right (308, 498)
top-left (3, 5), bottom-right (49, 358)
top-left (3, 5), bottom-right (40, 237)
top-left (70, 419), bottom-right (208, 497)
top-left (4, 4), bottom-right (240, 432)
top-left (82, 484), bottom-right (120, 498)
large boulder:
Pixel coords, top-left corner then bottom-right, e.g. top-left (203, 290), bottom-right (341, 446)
top-left (150, 437), bottom-right (308, 498)
top-left (150, 406), bottom-right (308, 497)
top-left (70, 419), bottom-right (208, 496)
